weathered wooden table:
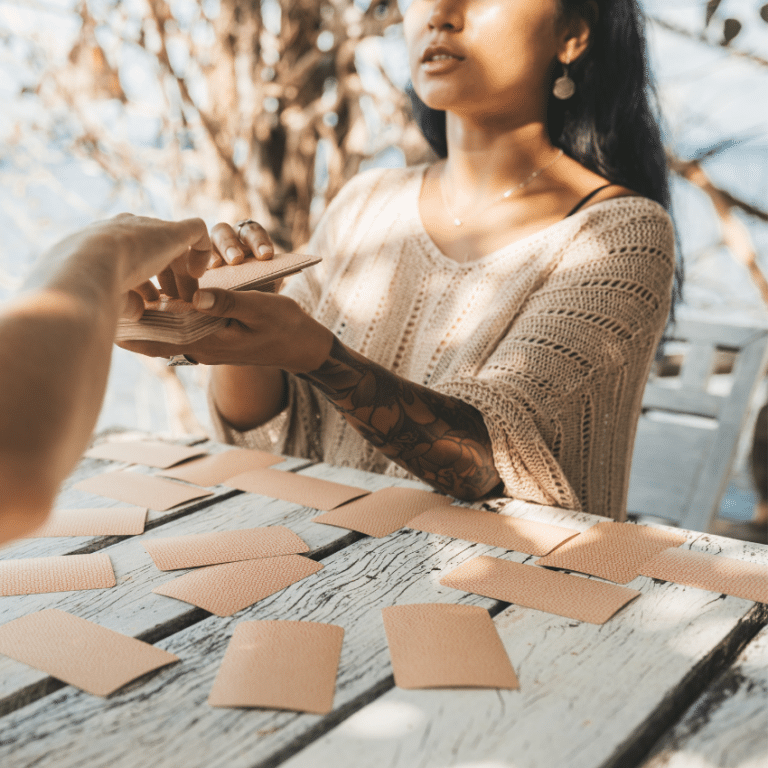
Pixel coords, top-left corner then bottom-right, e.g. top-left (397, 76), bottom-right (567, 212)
top-left (1, 440), bottom-right (766, 768)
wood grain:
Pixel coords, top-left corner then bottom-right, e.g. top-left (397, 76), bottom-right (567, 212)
top-left (0, 461), bottom-right (411, 716)
top-left (641, 625), bottom-right (768, 768)
top-left (280, 531), bottom-right (768, 768)
top-left (2, 494), bottom-right (766, 768)
top-left (0, 520), bottom-right (520, 767)
top-left (0, 443), bottom-right (309, 562)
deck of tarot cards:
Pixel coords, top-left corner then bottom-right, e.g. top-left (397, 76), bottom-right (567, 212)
top-left (116, 252), bottom-right (321, 344)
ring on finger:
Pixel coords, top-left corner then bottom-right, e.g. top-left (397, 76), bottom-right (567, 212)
top-left (236, 219), bottom-right (258, 240)
top-left (167, 354), bottom-right (199, 366)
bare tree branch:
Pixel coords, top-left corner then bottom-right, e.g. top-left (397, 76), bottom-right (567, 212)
top-left (147, 0), bottom-right (241, 181)
top-left (669, 156), bottom-right (768, 308)
top-left (3, 0), bottom-right (427, 434)
top-left (668, 156), bottom-right (768, 223)
top-left (648, 15), bottom-right (768, 68)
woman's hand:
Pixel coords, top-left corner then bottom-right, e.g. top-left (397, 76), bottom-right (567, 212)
top-left (199, 218), bottom-right (284, 294)
top-left (119, 288), bottom-right (334, 375)
top-left (208, 219), bottom-right (275, 269)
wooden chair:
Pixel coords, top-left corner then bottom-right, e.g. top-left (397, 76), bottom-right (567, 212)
top-left (627, 316), bottom-right (768, 532)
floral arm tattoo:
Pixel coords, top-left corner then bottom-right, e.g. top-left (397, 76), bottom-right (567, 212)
top-left (297, 337), bottom-right (502, 501)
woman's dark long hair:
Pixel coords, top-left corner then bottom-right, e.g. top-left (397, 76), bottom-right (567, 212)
top-left (407, 0), bottom-right (683, 317)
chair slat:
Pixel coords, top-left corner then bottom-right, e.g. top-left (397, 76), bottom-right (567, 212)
top-left (630, 318), bottom-right (768, 532)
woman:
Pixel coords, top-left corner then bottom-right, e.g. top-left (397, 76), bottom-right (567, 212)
top-left (125, 0), bottom-right (677, 521)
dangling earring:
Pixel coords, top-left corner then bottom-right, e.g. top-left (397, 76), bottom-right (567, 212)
top-left (553, 59), bottom-right (575, 100)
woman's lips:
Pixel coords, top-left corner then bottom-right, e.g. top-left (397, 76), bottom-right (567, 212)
top-left (420, 54), bottom-right (464, 74)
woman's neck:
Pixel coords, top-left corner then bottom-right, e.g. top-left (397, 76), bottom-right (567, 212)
top-left (443, 116), bottom-right (559, 204)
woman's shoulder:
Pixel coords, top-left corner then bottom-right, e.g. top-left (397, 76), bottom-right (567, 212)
top-left (573, 191), bottom-right (674, 241)
top-left (560, 192), bottom-right (676, 279)
top-left (319, 164), bottom-right (425, 233)
top-left (335, 164), bottom-right (424, 200)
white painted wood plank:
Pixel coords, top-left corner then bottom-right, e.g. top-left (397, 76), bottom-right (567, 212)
top-left (0, 529), bottom-right (507, 768)
top-left (628, 418), bottom-right (714, 520)
top-left (679, 343), bottom-right (715, 393)
top-left (681, 331), bottom-right (768, 532)
top-left (0, 462), bottom-right (419, 714)
top-left (641, 386), bottom-right (722, 418)
top-left (632, 319), bottom-right (768, 532)
top-left (280, 530), bottom-right (768, 768)
top-left (676, 321), bottom-right (768, 350)
top-left (640, 626), bottom-right (768, 768)
top-left (1, 501), bottom-right (765, 768)
top-left (0, 443), bottom-right (310, 561)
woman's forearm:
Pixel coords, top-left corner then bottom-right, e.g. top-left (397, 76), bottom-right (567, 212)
top-left (161, 287), bottom-right (498, 497)
top-left (298, 337), bottom-right (502, 501)
top-left (210, 365), bottom-right (287, 432)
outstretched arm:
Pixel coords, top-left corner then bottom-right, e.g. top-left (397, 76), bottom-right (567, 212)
top-left (298, 337), bottom-right (502, 500)
top-left (0, 215), bottom-right (211, 543)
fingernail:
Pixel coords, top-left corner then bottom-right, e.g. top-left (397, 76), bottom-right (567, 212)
top-left (194, 290), bottom-right (215, 310)
top-left (226, 247), bottom-right (242, 262)
top-left (258, 244), bottom-right (273, 257)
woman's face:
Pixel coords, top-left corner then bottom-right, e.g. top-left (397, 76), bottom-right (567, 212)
top-left (404, 0), bottom-right (563, 124)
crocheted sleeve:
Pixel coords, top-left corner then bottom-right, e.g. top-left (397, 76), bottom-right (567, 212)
top-left (432, 201), bottom-right (675, 519)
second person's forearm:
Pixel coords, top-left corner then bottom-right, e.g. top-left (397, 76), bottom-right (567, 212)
top-left (0, 289), bottom-right (117, 542)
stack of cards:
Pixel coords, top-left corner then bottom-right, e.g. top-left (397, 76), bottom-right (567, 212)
top-left (116, 253), bottom-right (320, 343)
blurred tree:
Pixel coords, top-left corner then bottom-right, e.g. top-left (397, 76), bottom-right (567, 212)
top-left (3, 0), bottom-right (430, 434)
top-left (649, 2), bottom-right (768, 307)
top-left (3, 0), bottom-right (767, 436)
top-left (29, 0), bottom-right (429, 250)
top-left (22, 0), bottom-right (765, 300)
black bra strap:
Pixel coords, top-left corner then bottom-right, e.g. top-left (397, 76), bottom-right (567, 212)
top-left (565, 183), bottom-right (614, 218)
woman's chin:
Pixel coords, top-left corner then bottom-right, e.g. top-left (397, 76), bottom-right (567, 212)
top-left (416, 89), bottom-right (462, 114)
top-left (413, 78), bottom-right (479, 115)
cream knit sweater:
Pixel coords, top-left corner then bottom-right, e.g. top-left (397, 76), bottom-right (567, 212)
top-left (210, 166), bottom-right (675, 521)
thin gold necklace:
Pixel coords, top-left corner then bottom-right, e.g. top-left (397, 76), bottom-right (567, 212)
top-left (439, 149), bottom-right (564, 227)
